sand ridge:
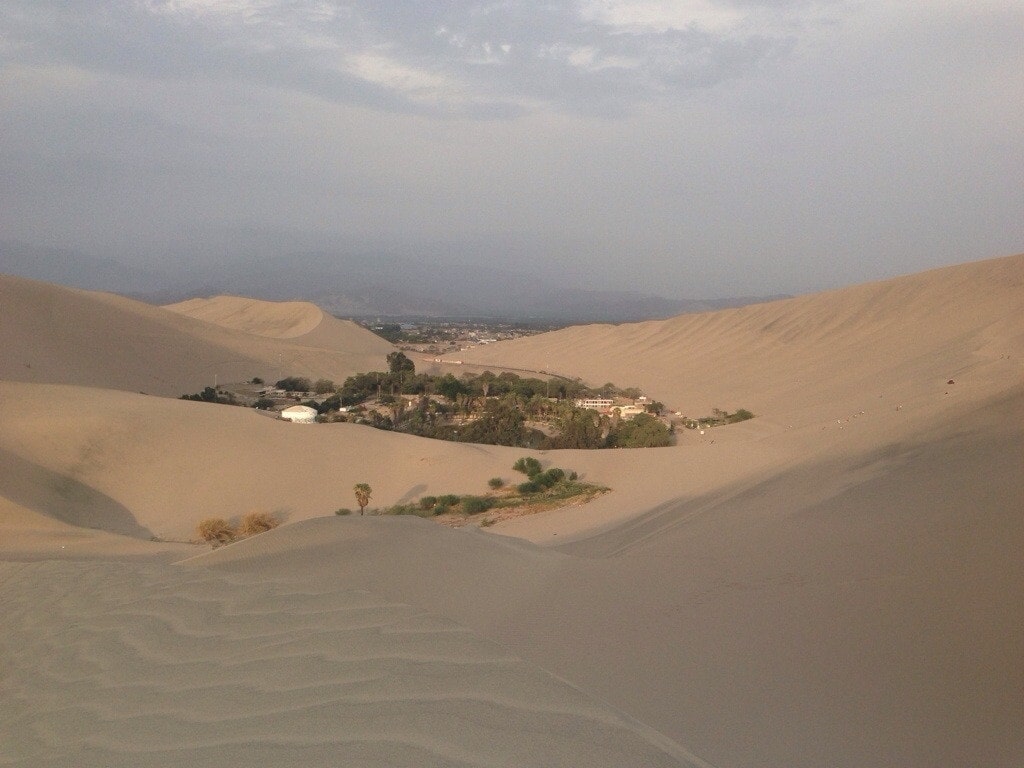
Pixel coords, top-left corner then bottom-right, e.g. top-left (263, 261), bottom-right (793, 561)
top-left (164, 294), bottom-right (389, 355)
top-left (0, 274), bottom-right (394, 396)
top-left (451, 252), bottom-right (1024, 418)
top-left (164, 295), bottom-right (328, 338)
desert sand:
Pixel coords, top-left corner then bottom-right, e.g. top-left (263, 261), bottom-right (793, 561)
top-left (1, 253), bottom-right (1022, 767)
top-left (0, 276), bottom-right (393, 396)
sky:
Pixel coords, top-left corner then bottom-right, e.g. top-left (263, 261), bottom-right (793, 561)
top-left (1, 0), bottom-right (1022, 298)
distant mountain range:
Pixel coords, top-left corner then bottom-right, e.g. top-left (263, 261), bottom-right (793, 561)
top-left (1, 240), bottom-right (787, 323)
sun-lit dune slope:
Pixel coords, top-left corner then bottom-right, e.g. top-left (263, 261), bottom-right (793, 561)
top-left (0, 274), bottom-right (393, 396)
top-left (456, 253), bottom-right (1024, 419)
top-left (164, 295), bottom-right (382, 355)
top-left (163, 295), bottom-right (325, 338)
top-left (193, 383), bottom-right (1024, 768)
top-left (193, 384), bottom-right (1024, 768)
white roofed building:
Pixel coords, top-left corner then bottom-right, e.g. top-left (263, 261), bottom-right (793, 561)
top-left (280, 404), bottom-right (318, 423)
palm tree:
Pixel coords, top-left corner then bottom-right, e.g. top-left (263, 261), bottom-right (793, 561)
top-left (353, 483), bottom-right (372, 515)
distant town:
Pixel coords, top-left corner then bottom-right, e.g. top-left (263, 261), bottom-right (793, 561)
top-left (349, 317), bottom-right (564, 357)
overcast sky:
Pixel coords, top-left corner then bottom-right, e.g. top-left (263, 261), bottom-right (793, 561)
top-left (1, 0), bottom-right (1021, 297)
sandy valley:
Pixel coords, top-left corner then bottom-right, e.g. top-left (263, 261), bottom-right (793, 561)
top-left (2, 253), bottom-right (1022, 767)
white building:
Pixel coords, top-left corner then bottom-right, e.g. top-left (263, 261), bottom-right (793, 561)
top-left (613, 404), bottom-right (646, 420)
top-left (575, 398), bottom-right (614, 411)
top-left (280, 404), bottom-right (318, 423)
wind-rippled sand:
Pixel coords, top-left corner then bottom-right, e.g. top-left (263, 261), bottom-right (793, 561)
top-left (0, 560), bottom-right (695, 767)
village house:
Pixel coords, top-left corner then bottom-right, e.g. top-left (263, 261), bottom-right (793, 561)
top-left (612, 404), bottom-right (646, 420)
top-left (575, 397), bottom-right (614, 411)
top-left (576, 397), bottom-right (652, 420)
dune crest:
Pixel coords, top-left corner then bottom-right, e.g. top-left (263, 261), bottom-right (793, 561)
top-left (453, 252), bottom-right (1024, 417)
top-left (164, 295), bottom-right (326, 338)
top-left (0, 274), bottom-right (393, 396)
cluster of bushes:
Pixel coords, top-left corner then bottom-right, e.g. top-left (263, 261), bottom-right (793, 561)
top-left (181, 386), bottom-right (239, 405)
top-left (341, 457), bottom-right (602, 525)
top-left (348, 492), bottom-right (494, 518)
top-left (195, 511), bottom-right (280, 547)
top-left (682, 408), bottom-right (755, 429)
top-left (512, 456), bottom-right (582, 493)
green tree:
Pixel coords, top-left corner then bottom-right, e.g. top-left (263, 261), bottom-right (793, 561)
top-left (387, 351), bottom-right (416, 375)
top-left (457, 399), bottom-right (544, 447)
top-left (353, 483), bottom-right (372, 516)
top-left (276, 376), bottom-right (313, 392)
top-left (549, 408), bottom-right (604, 449)
top-left (477, 371), bottom-right (496, 398)
top-left (607, 413), bottom-right (672, 448)
top-left (436, 373), bottom-right (468, 403)
top-left (314, 378), bottom-right (336, 394)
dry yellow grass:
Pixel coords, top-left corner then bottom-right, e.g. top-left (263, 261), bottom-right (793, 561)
top-left (195, 517), bottom-right (236, 547)
top-left (237, 511), bottom-right (280, 537)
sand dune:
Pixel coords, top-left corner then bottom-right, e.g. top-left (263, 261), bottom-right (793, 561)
top-left (0, 274), bottom-right (393, 396)
top-left (2, 254), bottom-right (1022, 766)
top-left (197, 392), bottom-right (1024, 765)
top-left (0, 381), bottom-right (532, 547)
top-left (164, 295), bottom-right (328, 338)
top-left (453, 252), bottom-right (1024, 419)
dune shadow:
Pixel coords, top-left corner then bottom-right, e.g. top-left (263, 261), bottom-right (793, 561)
top-left (0, 449), bottom-right (156, 540)
top-left (396, 484), bottom-right (427, 505)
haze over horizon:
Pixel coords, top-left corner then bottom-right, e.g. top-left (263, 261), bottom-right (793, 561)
top-left (2, 1), bottom-right (1022, 299)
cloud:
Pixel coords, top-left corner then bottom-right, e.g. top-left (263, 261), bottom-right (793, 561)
top-left (1, 0), bottom-right (808, 117)
top-left (579, 0), bottom-right (746, 33)
top-left (0, 0), bottom-right (1020, 296)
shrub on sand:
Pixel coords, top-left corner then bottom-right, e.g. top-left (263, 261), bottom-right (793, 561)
top-left (513, 457), bottom-right (542, 477)
top-left (237, 511), bottom-right (280, 537)
top-left (196, 518), bottom-right (237, 547)
top-left (461, 496), bottom-right (493, 515)
top-left (536, 468), bottom-right (565, 488)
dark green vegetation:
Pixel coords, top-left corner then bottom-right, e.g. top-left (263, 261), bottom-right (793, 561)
top-left (680, 408), bottom-right (756, 429)
top-left (351, 458), bottom-right (607, 526)
top-left (315, 358), bottom-right (674, 450)
top-left (606, 413), bottom-right (673, 448)
top-left (180, 358), bottom-right (751, 450)
top-left (180, 386), bottom-right (237, 405)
